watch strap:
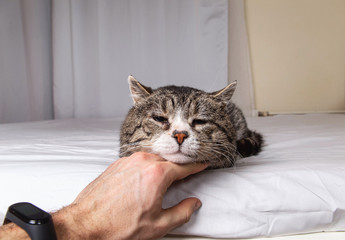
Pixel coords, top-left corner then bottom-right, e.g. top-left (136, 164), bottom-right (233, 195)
top-left (4, 203), bottom-right (57, 240)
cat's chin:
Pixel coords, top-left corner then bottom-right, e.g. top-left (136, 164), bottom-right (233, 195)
top-left (160, 152), bottom-right (194, 164)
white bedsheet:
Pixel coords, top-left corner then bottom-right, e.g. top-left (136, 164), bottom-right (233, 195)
top-left (0, 114), bottom-right (344, 238)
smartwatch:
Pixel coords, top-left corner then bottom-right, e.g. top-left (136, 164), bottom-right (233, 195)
top-left (3, 202), bottom-right (57, 240)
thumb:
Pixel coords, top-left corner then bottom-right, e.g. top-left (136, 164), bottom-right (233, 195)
top-left (159, 198), bottom-right (202, 231)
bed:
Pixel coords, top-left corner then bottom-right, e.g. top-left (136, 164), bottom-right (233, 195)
top-left (0, 114), bottom-right (344, 239)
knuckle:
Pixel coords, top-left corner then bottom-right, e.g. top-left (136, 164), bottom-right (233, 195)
top-left (131, 151), bottom-right (147, 159)
top-left (183, 210), bottom-right (192, 223)
top-left (130, 152), bottom-right (156, 161)
top-left (128, 152), bottom-right (168, 183)
top-left (128, 152), bottom-right (150, 165)
top-left (145, 163), bottom-right (166, 180)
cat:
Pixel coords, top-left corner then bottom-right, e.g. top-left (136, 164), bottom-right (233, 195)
top-left (120, 75), bottom-right (263, 169)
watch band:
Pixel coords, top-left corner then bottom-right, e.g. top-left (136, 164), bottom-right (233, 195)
top-left (3, 202), bottom-right (57, 240)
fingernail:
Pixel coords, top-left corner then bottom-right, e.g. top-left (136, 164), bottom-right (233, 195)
top-left (194, 200), bottom-right (202, 211)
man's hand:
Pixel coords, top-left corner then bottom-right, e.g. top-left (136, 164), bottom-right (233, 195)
top-left (53, 152), bottom-right (207, 240)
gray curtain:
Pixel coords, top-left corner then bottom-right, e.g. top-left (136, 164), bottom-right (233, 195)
top-left (0, 0), bottom-right (255, 123)
top-left (0, 0), bottom-right (53, 123)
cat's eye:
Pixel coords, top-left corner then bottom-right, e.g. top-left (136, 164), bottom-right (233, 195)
top-left (192, 119), bottom-right (208, 126)
top-left (153, 116), bottom-right (168, 124)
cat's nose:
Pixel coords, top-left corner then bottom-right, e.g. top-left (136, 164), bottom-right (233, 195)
top-left (172, 130), bottom-right (189, 145)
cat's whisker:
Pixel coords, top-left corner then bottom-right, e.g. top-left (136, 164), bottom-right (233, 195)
top-left (197, 147), bottom-right (236, 168)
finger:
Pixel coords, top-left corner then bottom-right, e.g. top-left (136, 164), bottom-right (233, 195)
top-left (158, 197), bottom-right (202, 232)
top-left (164, 162), bottom-right (208, 186)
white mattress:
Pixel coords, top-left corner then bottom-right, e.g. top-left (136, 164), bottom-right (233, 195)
top-left (0, 114), bottom-right (345, 239)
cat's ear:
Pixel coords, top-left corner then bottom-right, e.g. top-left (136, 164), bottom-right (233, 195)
top-left (128, 75), bottom-right (153, 104)
top-left (211, 81), bottom-right (237, 103)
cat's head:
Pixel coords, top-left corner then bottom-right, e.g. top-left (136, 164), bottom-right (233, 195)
top-left (120, 75), bottom-right (238, 168)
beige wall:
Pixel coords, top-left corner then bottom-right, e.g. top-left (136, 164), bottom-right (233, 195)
top-left (245, 0), bottom-right (345, 113)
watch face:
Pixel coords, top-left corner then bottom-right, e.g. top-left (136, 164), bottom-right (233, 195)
top-left (9, 202), bottom-right (51, 225)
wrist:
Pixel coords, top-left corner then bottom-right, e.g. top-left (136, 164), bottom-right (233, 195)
top-left (53, 203), bottom-right (139, 240)
top-left (52, 203), bottom-right (99, 240)
top-left (0, 222), bottom-right (30, 240)
top-left (2, 202), bottom-right (57, 240)
top-left (52, 205), bottom-right (83, 239)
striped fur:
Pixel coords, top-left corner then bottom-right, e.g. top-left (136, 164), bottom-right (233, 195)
top-left (120, 76), bottom-right (263, 169)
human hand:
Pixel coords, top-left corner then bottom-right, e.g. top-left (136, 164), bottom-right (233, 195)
top-left (53, 152), bottom-right (207, 240)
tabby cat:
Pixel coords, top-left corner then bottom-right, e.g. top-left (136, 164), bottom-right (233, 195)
top-left (120, 76), bottom-right (263, 169)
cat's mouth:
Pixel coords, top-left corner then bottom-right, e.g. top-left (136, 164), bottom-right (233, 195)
top-left (151, 134), bottom-right (199, 164)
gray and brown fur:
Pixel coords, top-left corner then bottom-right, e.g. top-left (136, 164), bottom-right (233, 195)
top-left (120, 76), bottom-right (263, 169)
